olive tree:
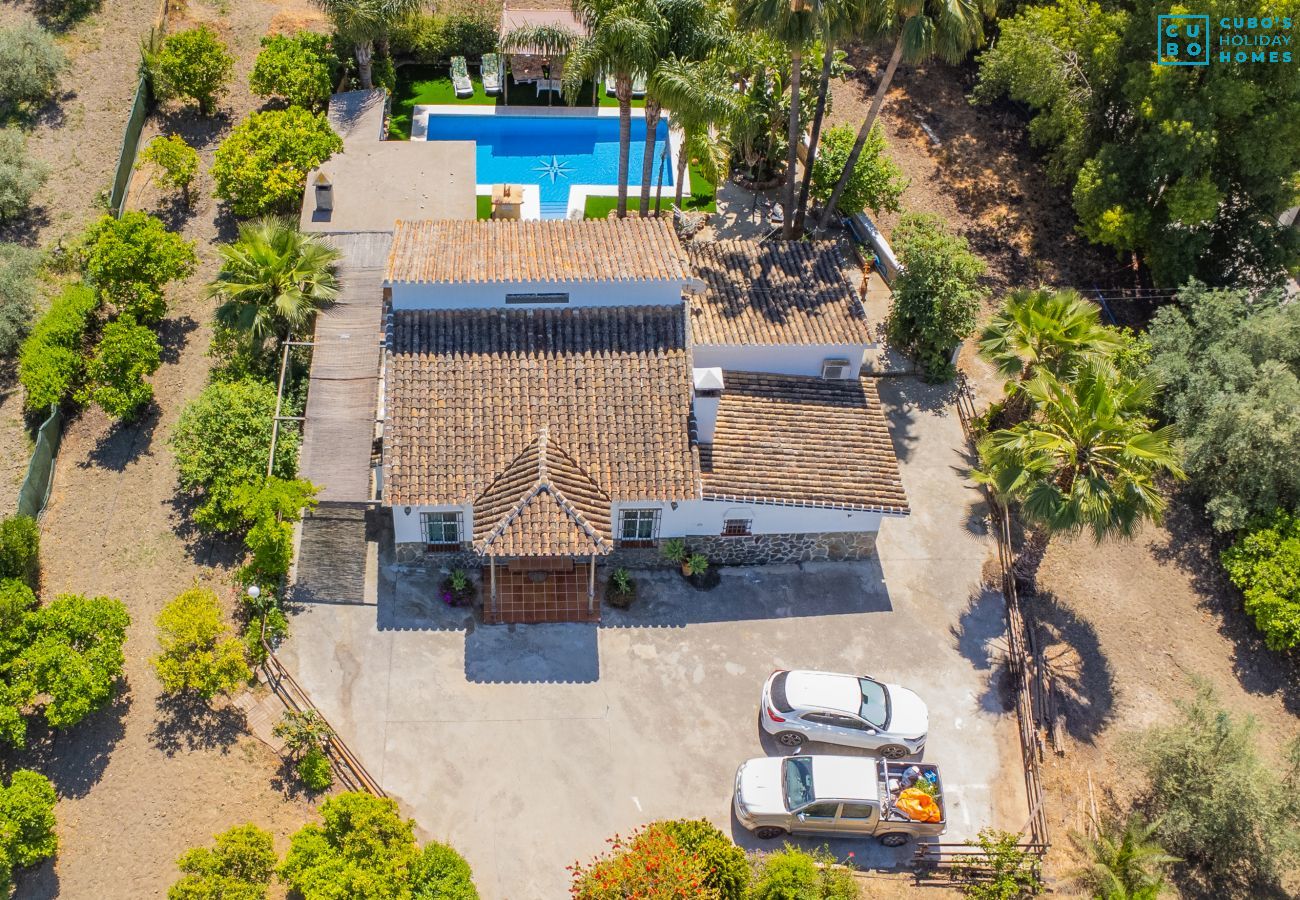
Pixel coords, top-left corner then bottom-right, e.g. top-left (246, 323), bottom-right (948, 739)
top-left (0, 21), bottom-right (66, 115)
top-left (0, 127), bottom-right (48, 222)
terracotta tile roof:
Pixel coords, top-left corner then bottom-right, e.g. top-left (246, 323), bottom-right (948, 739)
top-left (472, 428), bottom-right (613, 556)
top-left (386, 218), bottom-right (689, 285)
top-left (688, 240), bottom-right (869, 346)
top-left (385, 304), bottom-right (699, 519)
top-left (700, 372), bottom-right (908, 513)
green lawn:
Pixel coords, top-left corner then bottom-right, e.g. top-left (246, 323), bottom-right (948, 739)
top-left (583, 161), bottom-right (717, 218)
top-left (476, 195), bottom-right (492, 219)
top-left (388, 65), bottom-right (643, 139)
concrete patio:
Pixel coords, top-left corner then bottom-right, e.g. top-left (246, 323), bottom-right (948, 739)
top-left (278, 378), bottom-right (1023, 898)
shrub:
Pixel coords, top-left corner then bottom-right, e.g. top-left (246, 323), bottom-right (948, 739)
top-left (250, 32), bottom-right (336, 109)
top-left (0, 243), bottom-right (39, 357)
top-left (152, 586), bottom-right (252, 699)
top-left (296, 747), bottom-right (333, 792)
top-left (147, 26), bottom-right (234, 115)
top-left (1136, 680), bottom-right (1300, 891)
top-left (138, 134), bottom-right (200, 200)
top-left (658, 819), bottom-right (749, 900)
top-left (810, 124), bottom-right (907, 217)
top-left (1147, 282), bottom-right (1300, 532)
top-left (231, 476), bottom-right (318, 585)
top-left (0, 126), bottom-right (48, 221)
top-left (79, 319), bottom-right (162, 420)
top-left (684, 553), bottom-right (709, 577)
top-left (410, 841), bottom-right (479, 900)
top-left (212, 107), bottom-right (342, 217)
top-left (750, 845), bottom-right (857, 900)
top-left (274, 708), bottom-right (332, 759)
top-left (951, 829), bottom-right (1043, 899)
top-left (17, 282), bottom-right (99, 410)
top-left (1222, 511), bottom-right (1300, 651)
top-left (660, 538), bottom-right (686, 563)
top-left (570, 822), bottom-right (721, 899)
top-left (389, 4), bottom-right (498, 62)
top-left (170, 379), bottom-right (300, 532)
top-left (169, 823), bottom-right (277, 900)
top-left (887, 212), bottom-right (987, 381)
top-left (280, 793), bottom-right (478, 899)
top-left (0, 515), bottom-right (39, 588)
top-left (1068, 812), bottom-right (1176, 900)
top-left (0, 21), bottom-right (66, 115)
top-left (83, 211), bottom-right (197, 324)
top-left (18, 593), bottom-right (129, 734)
top-left (0, 769), bottom-right (58, 894)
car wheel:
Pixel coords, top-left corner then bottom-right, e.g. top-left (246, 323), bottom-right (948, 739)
top-left (879, 832), bottom-right (909, 847)
top-left (880, 744), bottom-right (909, 760)
top-left (776, 731), bottom-right (805, 747)
top-left (755, 827), bottom-right (787, 840)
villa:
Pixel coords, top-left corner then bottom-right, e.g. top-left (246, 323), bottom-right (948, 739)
top-left (294, 97), bottom-right (907, 624)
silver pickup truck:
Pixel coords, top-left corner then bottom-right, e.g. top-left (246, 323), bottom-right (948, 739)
top-left (733, 755), bottom-right (946, 846)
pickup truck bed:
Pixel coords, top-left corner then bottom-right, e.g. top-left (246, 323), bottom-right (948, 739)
top-left (877, 760), bottom-right (946, 835)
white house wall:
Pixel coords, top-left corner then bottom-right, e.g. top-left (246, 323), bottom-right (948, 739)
top-left (388, 279), bottom-right (684, 310)
top-left (691, 343), bottom-right (869, 379)
top-left (392, 503), bottom-right (474, 544)
top-left (612, 499), bottom-right (883, 536)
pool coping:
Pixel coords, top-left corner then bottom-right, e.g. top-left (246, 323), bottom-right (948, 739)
top-left (412, 104), bottom-right (688, 220)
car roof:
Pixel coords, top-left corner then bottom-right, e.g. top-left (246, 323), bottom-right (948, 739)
top-left (809, 756), bottom-right (879, 803)
top-left (785, 670), bottom-right (863, 716)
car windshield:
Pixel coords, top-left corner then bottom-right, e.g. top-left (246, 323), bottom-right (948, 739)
top-left (782, 757), bottom-right (814, 810)
top-left (859, 678), bottom-right (889, 728)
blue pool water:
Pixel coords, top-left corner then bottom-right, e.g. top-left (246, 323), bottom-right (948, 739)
top-left (423, 113), bottom-right (673, 211)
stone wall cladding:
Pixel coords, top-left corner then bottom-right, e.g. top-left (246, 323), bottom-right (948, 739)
top-left (397, 532), bottom-right (876, 571)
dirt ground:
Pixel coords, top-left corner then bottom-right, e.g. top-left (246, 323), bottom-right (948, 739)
top-left (5, 0), bottom-right (330, 895)
top-left (1031, 491), bottom-right (1300, 898)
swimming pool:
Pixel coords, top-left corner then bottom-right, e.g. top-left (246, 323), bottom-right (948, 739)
top-left (419, 111), bottom-right (674, 216)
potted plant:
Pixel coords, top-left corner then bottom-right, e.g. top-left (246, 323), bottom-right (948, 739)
top-left (660, 538), bottom-right (686, 569)
top-left (683, 552), bottom-right (720, 591)
top-left (439, 568), bottom-right (476, 607)
top-left (606, 567), bottom-right (636, 609)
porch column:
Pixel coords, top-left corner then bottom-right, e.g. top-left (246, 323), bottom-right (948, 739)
top-left (489, 551), bottom-right (498, 617)
top-left (587, 551), bottom-right (596, 613)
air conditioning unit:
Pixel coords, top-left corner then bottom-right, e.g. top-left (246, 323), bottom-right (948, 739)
top-left (821, 358), bottom-right (851, 380)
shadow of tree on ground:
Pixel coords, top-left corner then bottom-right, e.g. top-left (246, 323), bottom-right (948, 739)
top-left (1150, 488), bottom-right (1300, 718)
top-left (1025, 590), bottom-right (1116, 744)
top-left (149, 693), bottom-right (248, 756)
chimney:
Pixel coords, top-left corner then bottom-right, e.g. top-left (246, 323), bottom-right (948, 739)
top-left (314, 172), bottom-right (333, 212)
top-left (693, 367), bottom-right (724, 444)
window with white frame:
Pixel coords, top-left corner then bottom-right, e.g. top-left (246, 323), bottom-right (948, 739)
top-left (421, 511), bottom-right (463, 549)
top-left (618, 508), bottom-right (660, 546)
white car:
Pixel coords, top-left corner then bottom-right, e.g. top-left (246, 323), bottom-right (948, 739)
top-left (733, 754), bottom-right (947, 844)
top-left (760, 669), bottom-right (928, 758)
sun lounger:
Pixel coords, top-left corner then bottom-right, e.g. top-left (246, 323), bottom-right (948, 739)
top-left (604, 72), bottom-right (648, 98)
top-left (451, 56), bottom-right (473, 98)
top-left (481, 53), bottom-right (502, 94)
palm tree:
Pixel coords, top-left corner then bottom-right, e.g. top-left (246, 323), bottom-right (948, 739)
top-left (816, 0), bottom-right (988, 230)
top-left (980, 288), bottom-right (1123, 423)
top-left (1070, 813), bottom-right (1178, 900)
top-left (499, 23), bottom-right (578, 105)
top-left (562, 0), bottom-right (667, 218)
top-left (312, 0), bottom-right (388, 89)
top-left (637, 0), bottom-right (730, 215)
top-left (980, 288), bottom-right (1122, 383)
top-left (650, 58), bottom-right (735, 211)
top-left (736, 0), bottom-right (821, 239)
top-left (974, 363), bottom-right (1184, 543)
top-left (209, 218), bottom-right (341, 348)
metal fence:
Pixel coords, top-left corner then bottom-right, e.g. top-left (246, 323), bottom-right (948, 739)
top-left (15, 405), bottom-right (64, 520)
